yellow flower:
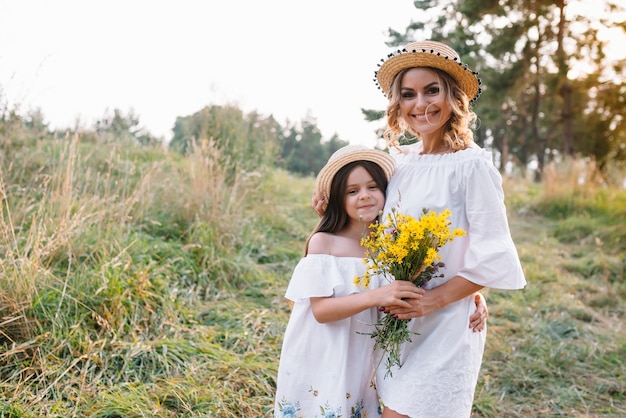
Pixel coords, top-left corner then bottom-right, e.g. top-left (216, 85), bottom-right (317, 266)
top-left (424, 247), bottom-right (438, 267)
top-left (453, 228), bottom-right (466, 238)
top-left (354, 272), bottom-right (372, 289)
top-left (363, 275), bottom-right (371, 289)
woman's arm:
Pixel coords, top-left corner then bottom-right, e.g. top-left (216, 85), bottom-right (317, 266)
top-left (310, 280), bottom-right (425, 323)
top-left (384, 276), bottom-right (483, 320)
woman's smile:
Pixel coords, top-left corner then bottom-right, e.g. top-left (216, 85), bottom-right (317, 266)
top-left (410, 109), bottom-right (440, 121)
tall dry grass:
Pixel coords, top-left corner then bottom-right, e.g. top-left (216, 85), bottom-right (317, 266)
top-left (0, 135), bottom-right (277, 416)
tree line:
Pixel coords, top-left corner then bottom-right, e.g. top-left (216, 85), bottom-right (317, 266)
top-left (0, 97), bottom-right (348, 179)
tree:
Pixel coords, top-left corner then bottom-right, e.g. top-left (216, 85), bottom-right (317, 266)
top-left (476, 0), bottom-right (625, 178)
top-left (169, 105), bottom-right (280, 175)
top-left (0, 92), bottom-right (53, 163)
top-left (93, 108), bottom-right (161, 146)
top-left (571, 60), bottom-right (626, 169)
top-left (278, 114), bottom-right (348, 176)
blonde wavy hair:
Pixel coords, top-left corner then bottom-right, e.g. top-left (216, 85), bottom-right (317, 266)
top-left (383, 67), bottom-right (477, 151)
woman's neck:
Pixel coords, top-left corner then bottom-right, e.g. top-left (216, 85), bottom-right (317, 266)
top-left (421, 137), bottom-right (450, 154)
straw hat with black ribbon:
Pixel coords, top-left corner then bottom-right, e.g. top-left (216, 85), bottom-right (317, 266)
top-left (314, 145), bottom-right (395, 203)
top-left (374, 40), bottom-right (482, 102)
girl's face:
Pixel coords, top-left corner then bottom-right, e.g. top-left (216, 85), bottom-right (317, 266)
top-left (399, 67), bottom-right (452, 139)
top-left (343, 165), bottom-right (385, 225)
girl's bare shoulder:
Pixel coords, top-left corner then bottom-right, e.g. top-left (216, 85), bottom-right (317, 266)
top-left (307, 232), bottom-right (334, 255)
top-left (308, 232), bottom-right (364, 258)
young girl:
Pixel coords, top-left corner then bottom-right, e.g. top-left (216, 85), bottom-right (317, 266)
top-left (273, 145), bottom-right (425, 418)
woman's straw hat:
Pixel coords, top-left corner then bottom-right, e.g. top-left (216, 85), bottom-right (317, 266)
top-left (315, 145), bottom-right (395, 202)
top-left (374, 40), bottom-right (481, 102)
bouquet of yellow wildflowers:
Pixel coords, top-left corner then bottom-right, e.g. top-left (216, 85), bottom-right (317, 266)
top-left (354, 207), bottom-right (466, 378)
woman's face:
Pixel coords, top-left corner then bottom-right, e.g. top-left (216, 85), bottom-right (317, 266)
top-left (343, 165), bottom-right (385, 225)
top-left (398, 67), bottom-right (452, 139)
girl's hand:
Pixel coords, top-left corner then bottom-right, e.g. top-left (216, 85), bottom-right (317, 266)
top-left (375, 280), bottom-right (424, 309)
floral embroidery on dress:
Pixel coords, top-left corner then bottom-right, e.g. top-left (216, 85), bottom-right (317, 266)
top-left (350, 399), bottom-right (368, 418)
top-left (316, 402), bottom-right (341, 417)
top-left (276, 398), bottom-right (300, 417)
top-left (276, 397), bottom-right (372, 418)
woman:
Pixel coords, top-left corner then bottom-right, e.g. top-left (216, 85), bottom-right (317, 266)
top-left (373, 40), bottom-right (526, 417)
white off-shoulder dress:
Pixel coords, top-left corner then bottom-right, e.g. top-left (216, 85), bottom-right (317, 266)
top-left (375, 142), bottom-right (527, 418)
top-left (274, 254), bottom-right (383, 418)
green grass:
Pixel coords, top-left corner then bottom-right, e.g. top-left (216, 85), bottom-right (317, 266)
top-left (0, 138), bottom-right (624, 417)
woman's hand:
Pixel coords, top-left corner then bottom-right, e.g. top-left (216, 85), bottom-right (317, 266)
top-left (381, 277), bottom-right (486, 326)
top-left (468, 293), bottom-right (488, 332)
top-left (383, 290), bottom-right (488, 332)
top-left (383, 291), bottom-right (438, 318)
top-left (311, 191), bottom-right (326, 217)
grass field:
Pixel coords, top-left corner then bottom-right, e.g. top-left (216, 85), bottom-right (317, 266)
top-left (0, 138), bottom-right (624, 417)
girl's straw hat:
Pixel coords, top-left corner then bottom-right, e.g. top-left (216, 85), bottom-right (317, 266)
top-left (374, 40), bottom-right (482, 102)
top-left (315, 145), bottom-right (395, 202)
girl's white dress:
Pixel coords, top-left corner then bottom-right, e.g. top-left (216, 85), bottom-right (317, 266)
top-left (274, 254), bottom-right (382, 418)
top-left (375, 142), bottom-right (527, 417)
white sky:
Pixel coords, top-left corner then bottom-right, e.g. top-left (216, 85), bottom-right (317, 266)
top-left (1, 1), bottom-right (623, 148)
top-left (0, 0), bottom-right (416, 147)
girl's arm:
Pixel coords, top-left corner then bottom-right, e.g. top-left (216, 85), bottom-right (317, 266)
top-left (310, 280), bottom-right (425, 324)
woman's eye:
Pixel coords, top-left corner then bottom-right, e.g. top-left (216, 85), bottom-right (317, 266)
top-left (428, 87), bottom-right (440, 95)
top-left (401, 92), bottom-right (415, 99)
